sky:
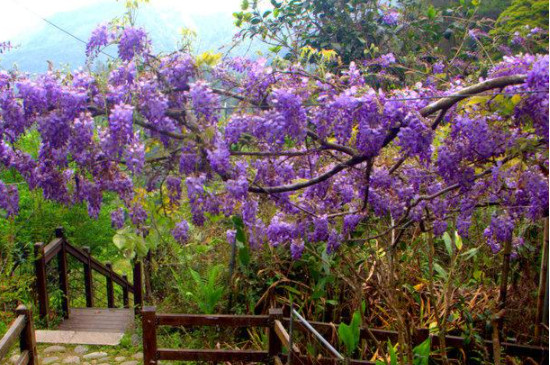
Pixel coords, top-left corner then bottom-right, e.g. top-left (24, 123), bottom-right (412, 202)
top-left (0, 0), bottom-right (243, 42)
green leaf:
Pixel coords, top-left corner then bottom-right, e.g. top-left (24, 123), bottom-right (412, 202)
top-left (454, 231), bottom-right (463, 251)
top-left (280, 285), bottom-right (301, 296)
top-left (443, 232), bottom-right (453, 256)
top-left (388, 340), bottom-right (397, 365)
top-left (238, 243), bottom-right (250, 267)
top-left (461, 247), bottom-right (479, 260)
top-left (189, 268), bottom-right (202, 285)
top-left (413, 337), bottom-right (431, 365)
top-left (433, 262), bottom-right (448, 280)
top-left (427, 5), bottom-right (436, 19)
top-left (241, 0), bottom-right (249, 10)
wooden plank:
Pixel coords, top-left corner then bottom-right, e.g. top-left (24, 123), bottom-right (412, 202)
top-left (122, 274), bottom-right (129, 308)
top-left (142, 307), bottom-right (158, 365)
top-left (156, 313), bottom-right (271, 327)
top-left (44, 238), bottom-right (63, 263)
top-left (157, 349), bottom-right (270, 362)
top-left (82, 247), bottom-right (94, 308)
top-left (268, 308), bottom-right (283, 359)
top-left (133, 261), bottom-right (143, 315)
top-left (58, 241), bottom-right (69, 319)
top-left (34, 243), bottom-right (48, 323)
top-left (16, 306), bottom-right (37, 365)
top-left (274, 320), bottom-right (300, 354)
top-left (14, 350), bottom-right (29, 365)
top-left (0, 315), bottom-right (25, 360)
top-left (57, 308), bottom-right (134, 333)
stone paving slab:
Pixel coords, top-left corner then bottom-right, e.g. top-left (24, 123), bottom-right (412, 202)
top-left (36, 330), bottom-right (124, 345)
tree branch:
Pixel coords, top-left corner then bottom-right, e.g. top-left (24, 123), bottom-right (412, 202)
top-left (249, 75), bottom-right (526, 194)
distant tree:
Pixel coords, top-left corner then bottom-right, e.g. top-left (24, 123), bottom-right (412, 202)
top-left (494, 0), bottom-right (549, 34)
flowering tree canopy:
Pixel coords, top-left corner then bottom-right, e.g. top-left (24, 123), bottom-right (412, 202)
top-left (0, 24), bottom-right (548, 258)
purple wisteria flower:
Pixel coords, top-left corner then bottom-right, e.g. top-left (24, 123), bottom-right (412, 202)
top-left (381, 10), bottom-right (400, 26)
top-left (226, 229), bottom-right (236, 244)
top-left (189, 81), bottom-right (219, 124)
top-left (0, 182), bottom-right (18, 217)
top-left (124, 135), bottom-right (145, 175)
top-left (433, 62), bottom-right (445, 74)
top-left (111, 208), bottom-right (125, 229)
top-left (326, 229), bottom-right (343, 254)
top-left (118, 27), bottom-right (149, 61)
top-left (290, 239), bottom-right (305, 260)
top-left (379, 53), bottom-right (396, 68)
top-left (129, 204), bottom-right (147, 226)
top-left (172, 219), bottom-right (190, 244)
top-left (311, 215), bottom-right (329, 242)
top-left (166, 176), bottom-right (182, 205)
top-left (86, 24), bottom-right (111, 57)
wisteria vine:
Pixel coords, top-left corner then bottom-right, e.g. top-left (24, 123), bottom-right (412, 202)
top-left (0, 24), bottom-right (548, 258)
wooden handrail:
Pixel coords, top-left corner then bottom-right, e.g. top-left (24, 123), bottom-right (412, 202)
top-left (35, 227), bottom-right (142, 323)
top-left (142, 308), bottom-right (549, 364)
top-left (64, 243), bottom-right (134, 292)
top-left (0, 315), bottom-right (25, 359)
top-left (157, 349), bottom-right (270, 362)
top-left (0, 306), bottom-right (37, 365)
top-left (142, 306), bottom-right (284, 364)
top-left (274, 319), bottom-right (301, 355)
top-left (155, 313), bottom-right (270, 327)
top-left (43, 238), bottom-right (63, 263)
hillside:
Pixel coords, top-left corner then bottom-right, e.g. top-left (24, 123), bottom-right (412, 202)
top-left (0, 1), bottom-right (263, 73)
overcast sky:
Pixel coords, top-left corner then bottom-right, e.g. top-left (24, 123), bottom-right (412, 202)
top-left (0, 0), bottom-right (243, 41)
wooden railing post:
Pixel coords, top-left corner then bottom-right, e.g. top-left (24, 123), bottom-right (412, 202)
top-left (142, 306), bottom-right (158, 365)
top-left (106, 262), bottom-right (115, 308)
top-left (34, 242), bottom-right (48, 325)
top-left (133, 260), bottom-right (143, 315)
top-left (268, 308), bottom-right (283, 361)
top-left (122, 274), bottom-right (129, 308)
top-left (56, 227), bottom-right (69, 319)
top-left (83, 246), bottom-right (94, 308)
top-left (15, 305), bottom-right (38, 365)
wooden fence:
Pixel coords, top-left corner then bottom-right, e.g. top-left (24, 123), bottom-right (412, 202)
top-left (0, 305), bottom-right (38, 365)
top-left (34, 227), bottom-right (143, 325)
top-left (141, 307), bottom-right (279, 364)
top-left (142, 306), bottom-right (548, 364)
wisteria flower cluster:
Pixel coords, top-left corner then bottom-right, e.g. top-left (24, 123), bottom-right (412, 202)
top-left (0, 24), bottom-right (546, 260)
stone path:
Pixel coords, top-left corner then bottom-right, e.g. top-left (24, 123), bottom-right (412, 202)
top-left (9, 344), bottom-right (143, 365)
top-left (36, 330), bottom-right (124, 346)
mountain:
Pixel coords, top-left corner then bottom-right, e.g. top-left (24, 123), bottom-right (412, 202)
top-left (0, 1), bottom-right (265, 73)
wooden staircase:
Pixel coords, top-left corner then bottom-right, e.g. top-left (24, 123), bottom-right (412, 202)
top-left (33, 227), bottom-right (143, 345)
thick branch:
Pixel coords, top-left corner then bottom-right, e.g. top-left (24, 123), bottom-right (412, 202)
top-left (419, 75), bottom-right (526, 117)
top-left (250, 75), bottom-right (527, 194)
top-left (230, 148), bottom-right (325, 157)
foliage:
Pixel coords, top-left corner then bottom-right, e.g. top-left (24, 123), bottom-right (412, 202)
top-left (375, 338), bottom-right (431, 365)
top-left (0, 2), bottom-right (547, 362)
top-left (494, 0), bottom-right (549, 34)
top-left (172, 264), bottom-right (226, 314)
top-left (233, 0), bottom-right (510, 79)
top-left (337, 303), bottom-right (363, 356)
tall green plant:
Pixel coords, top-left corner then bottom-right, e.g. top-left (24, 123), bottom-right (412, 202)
top-left (172, 264), bottom-right (226, 314)
top-left (337, 303), bottom-right (364, 356)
